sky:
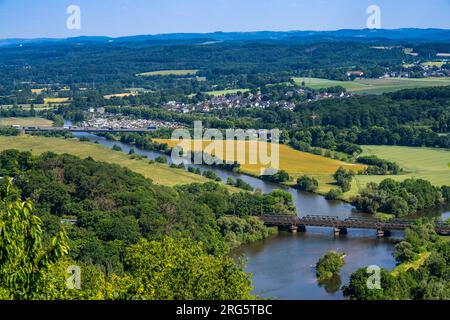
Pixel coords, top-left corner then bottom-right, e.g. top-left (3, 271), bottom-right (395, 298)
top-left (0, 0), bottom-right (450, 39)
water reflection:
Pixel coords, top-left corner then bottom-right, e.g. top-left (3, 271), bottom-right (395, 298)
top-left (318, 274), bottom-right (342, 294)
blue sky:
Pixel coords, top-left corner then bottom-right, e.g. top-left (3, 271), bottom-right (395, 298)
top-left (1, 0), bottom-right (450, 38)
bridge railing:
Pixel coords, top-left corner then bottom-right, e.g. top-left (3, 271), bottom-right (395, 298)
top-left (258, 215), bottom-right (450, 232)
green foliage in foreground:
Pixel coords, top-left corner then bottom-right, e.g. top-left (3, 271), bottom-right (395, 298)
top-left (316, 251), bottom-right (345, 281)
top-left (0, 150), bottom-right (300, 299)
top-left (0, 178), bottom-right (69, 299)
top-left (343, 221), bottom-right (450, 300)
top-left (0, 179), bottom-right (254, 300)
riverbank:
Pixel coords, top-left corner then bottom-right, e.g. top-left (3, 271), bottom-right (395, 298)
top-left (154, 138), bottom-right (366, 194)
top-left (0, 135), bottom-right (209, 187)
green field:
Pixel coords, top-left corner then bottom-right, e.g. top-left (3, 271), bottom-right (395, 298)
top-left (0, 135), bottom-right (209, 187)
top-left (293, 77), bottom-right (368, 91)
top-left (203, 88), bottom-right (250, 97)
top-left (293, 77), bottom-right (450, 95)
top-left (0, 117), bottom-right (53, 127)
top-left (137, 69), bottom-right (199, 77)
top-left (349, 145), bottom-right (450, 197)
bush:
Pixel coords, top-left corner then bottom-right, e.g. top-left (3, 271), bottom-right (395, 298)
top-left (296, 176), bottom-right (319, 192)
top-left (326, 189), bottom-right (343, 200)
top-left (316, 251), bottom-right (345, 281)
top-left (112, 144), bottom-right (122, 152)
top-left (260, 170), bottom-right (291, 183)
top-left (155, 156), bottom-right (167, 164)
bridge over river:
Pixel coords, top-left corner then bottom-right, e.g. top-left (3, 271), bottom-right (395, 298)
top-left (260, 215), bottom-right (450, 237)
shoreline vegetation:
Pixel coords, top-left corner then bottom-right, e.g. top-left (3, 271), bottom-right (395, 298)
top-left (343, 220), bottom-right (449, 300)
top-left (1, 133), bottom-right (448, 219)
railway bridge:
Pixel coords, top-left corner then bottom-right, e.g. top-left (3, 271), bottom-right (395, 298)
top-left (259, 215), bottom-right (450, 237)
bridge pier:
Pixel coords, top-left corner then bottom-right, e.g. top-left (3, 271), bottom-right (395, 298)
top-left (376, 229), bottom-right (391, 238)
top-left (333, 227), bottom-right (347, 237)
top-left (289, 225), bottom-right (298, 233)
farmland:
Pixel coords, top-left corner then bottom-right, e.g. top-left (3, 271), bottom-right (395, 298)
top-left (0, 117), bottom-right (53, 127)
top-left (421, 61), bottom-right (446, 68)
top-left (350, 145), bottom-right (450, 197)
top-left (293, 77), bottom-right (368, 91)
top-left (293, 77), bottom-right (450, 95)
top-left (43, 97), bottom-right (70, 104)
top-left (104, 92), bottom-right (138, 99)
top-left (136, 69), bottom-right (199, 77)
top-left (0, 135), bottom-right (209, 187)
top-left (155, 139), bottom-right (366, 193)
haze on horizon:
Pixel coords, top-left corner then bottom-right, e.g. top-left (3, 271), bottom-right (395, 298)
top-left (1, 0), bottom-right (450, 39)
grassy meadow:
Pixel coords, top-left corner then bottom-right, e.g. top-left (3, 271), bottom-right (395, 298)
top-left (203, 88), bottom-right (250, 97)
top-left (349, 145), bottom-right (450, 197)
top-left (155, 139), bottom-right (366, 194)
top-left (0, 135), bottom-right (209, 187)
top-left (0, 117), bottom-right (53, 127)
top-left (293, 77), bottom-right (450, 95)
top-left (421, 61), bottom-right (446, 68)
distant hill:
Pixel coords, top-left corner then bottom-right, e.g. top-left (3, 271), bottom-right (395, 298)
top-left (2, 28), bottom-right (450, 48)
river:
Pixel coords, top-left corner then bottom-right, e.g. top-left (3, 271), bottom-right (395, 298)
top-left (70, 128), bottom-right (449, 300)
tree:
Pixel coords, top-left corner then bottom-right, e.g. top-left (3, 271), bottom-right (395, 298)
top-left (121, 237), bottom-right (254, 300)
top-left (0, 178), bottom-right (69, 300)
top-left (342, 268), bottom-right (389, 300)
top-left (112, 144), bottom-right (122, 152)
top-left (316, 251), bottom-right (345, 281)
top-left (155, 156), bottom-right (167, 164)
top-left (325, 188), bottom-right (343, 200)
top-left (296, 176), bottom-right (319, 192)
top-left (333, 167), bottom-right (354, 192)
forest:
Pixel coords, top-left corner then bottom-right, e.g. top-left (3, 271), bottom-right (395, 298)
top-left (0, 40), bottom-right (409, 91)
top-left (0, 150), bottom-right (295, 276)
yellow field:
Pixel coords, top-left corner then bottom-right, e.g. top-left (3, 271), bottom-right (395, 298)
top-left (156, 139), bottom-right (366, 193)
top-left (137, 69), bottom-right (199, 77)
top-left (104, 93), bottom-right (138, 99)
top-left (0, 136), bottom-right (209, 187)
top-left (31, 88), bottom-right (47, 94)
top-left (0, 117), bottom-right (53, 127)
top-left (44, 97), bottom-right (69, 104)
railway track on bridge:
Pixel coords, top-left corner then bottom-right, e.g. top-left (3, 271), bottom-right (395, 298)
top-left (259, 215), bottom-right (450, 237)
